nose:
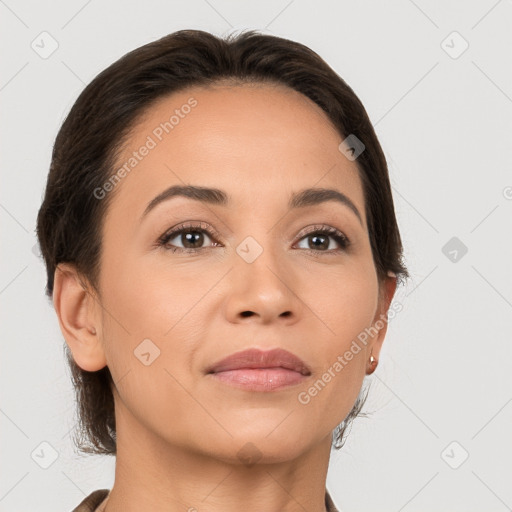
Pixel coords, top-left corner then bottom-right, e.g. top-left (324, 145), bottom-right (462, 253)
top-left (223, 238), bottom-right (303, 325)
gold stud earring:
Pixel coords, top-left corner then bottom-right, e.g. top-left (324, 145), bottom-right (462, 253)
top-left (367, 352), bottom-right (378, 375)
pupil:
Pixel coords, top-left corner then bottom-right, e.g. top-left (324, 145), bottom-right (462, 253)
top-left (311, 234), bottom-right (328, 250)
top-left (184, 231), bottom-right (203, 248)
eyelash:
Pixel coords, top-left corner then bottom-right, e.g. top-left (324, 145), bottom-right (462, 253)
top-left (156, 221), bottom-right (351, 255)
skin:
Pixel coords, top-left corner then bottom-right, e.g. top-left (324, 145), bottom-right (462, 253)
top-left (53, 82), bottom-right (396, 512)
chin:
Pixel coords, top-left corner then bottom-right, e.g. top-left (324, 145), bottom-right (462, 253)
top-left (206, 433), bottom-right (311, 466)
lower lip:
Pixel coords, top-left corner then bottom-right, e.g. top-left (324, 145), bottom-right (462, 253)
top-left (209, 368), bottom-right (309, 391)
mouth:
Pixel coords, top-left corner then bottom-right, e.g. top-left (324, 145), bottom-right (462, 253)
top-left (205, 348), bottom-right (311, 392)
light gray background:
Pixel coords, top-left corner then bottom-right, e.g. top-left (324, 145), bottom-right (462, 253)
top-left (1, 1), bottom-right (511, 511)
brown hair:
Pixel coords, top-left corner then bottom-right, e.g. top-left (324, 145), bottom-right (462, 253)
top-left (36, 29), bottom-right (408, 455)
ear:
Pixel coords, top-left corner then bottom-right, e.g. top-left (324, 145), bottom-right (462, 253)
top-left (367, 272), bottom-right (398, 364)
top-left (52, 263), bottom-right (107, 372)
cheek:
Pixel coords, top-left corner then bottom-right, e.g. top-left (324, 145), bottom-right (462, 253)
top-left (99, 253), bottom-right (222, 403)
top-left (102, 250), bottom-right (218, 339)
top-left (295, 259), bottom-right (378, 414)
top-left (302, 257), bottom-right (379, 348)
top-left (99, 258), bottom-right (208, 440)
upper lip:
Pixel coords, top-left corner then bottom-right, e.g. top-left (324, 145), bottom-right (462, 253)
top-left (206, 348), bottom-right (311, 376)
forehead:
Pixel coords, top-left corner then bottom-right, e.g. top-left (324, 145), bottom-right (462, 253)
top-left (105, 83), bottom-right (366, 227)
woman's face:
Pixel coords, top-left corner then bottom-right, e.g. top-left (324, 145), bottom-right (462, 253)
top-left (88, 83), bottom-right (395, 462)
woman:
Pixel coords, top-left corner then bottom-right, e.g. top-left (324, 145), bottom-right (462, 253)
top-left (36, 29), bottom-right (408, 512)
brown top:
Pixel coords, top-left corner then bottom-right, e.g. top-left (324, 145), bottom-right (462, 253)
top-left (72, 488), bottom-right (340, 511)
top-left (71, 489), bottom-right (109, 512)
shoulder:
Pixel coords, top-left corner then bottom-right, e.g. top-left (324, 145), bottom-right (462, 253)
top-left (71, 489), bottom-right (110, 512)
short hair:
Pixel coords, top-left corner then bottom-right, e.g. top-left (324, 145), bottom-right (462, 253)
top-left (36, 29), bottom-right (409, 455)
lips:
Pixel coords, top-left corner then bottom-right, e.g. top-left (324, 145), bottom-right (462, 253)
top-left (206, 348), bottom-right (311, 376)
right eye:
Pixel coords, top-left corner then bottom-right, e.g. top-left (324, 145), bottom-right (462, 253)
top-left (157, 222), bottom-right (222, 253)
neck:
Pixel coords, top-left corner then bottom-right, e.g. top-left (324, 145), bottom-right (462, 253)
top-left (102, 399), bottom-right (333, 512)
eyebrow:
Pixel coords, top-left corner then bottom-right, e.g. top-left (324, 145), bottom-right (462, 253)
top-left (140, 185), bottom-right (362, 225)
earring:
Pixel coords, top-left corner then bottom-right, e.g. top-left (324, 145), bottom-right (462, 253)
top-left (367, 352), bottom-right (378, 375)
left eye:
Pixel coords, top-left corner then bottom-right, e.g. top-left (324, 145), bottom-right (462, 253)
top-left (296, 230), bottom-right (347, 251)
